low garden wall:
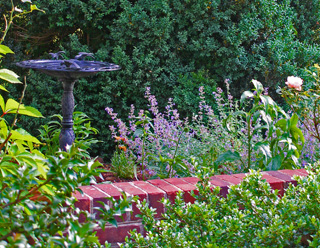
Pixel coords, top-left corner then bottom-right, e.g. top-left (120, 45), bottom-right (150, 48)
top-left (73, 169), bottom-right (308, 246)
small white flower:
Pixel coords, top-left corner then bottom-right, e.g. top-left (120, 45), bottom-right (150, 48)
top-left (14, 7), bottom-right (23, 12)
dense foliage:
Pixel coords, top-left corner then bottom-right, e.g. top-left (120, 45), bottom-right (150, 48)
top-left (123, 165), bottom-right (320, 247)
top-left (0, 2), bottom-right (133, 246)
top-left (2, 0), bottom-right (320, 157)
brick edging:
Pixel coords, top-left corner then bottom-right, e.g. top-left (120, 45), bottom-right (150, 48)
top-left (73, 169), bottom-right (308, 245)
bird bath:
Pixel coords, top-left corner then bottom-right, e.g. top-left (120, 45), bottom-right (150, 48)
top-left (17, 51), bottom-right (120, 150)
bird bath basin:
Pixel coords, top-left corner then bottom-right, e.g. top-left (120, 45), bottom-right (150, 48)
top-left (16, 51), bottom-right (121, 150)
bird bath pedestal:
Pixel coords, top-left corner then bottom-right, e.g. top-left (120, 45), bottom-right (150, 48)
top-left (17, 52), bottom-right (120, 150)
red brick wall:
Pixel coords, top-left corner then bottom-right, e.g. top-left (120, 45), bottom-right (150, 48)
top-left (73, 169), bottom-right (308, 245)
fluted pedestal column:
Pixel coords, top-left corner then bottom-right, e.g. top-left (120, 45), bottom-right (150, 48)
top-left (59, 79), bottom-right (76, 150)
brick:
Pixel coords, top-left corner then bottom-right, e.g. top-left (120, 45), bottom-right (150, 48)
top-left (93, 183), bottom-right (128, 222)
top-left (294, 169), bottom-right (309, 176)
top-left (232, 173), bottom-right (249, 180)
top-left (209, 177), bottom-right (231, 197)
top-left (164, 178), bottom-right (197, 203)
top-left (80, 185), bottom-right (113, 220)
top-left (132, 181), bottom-right (166, 218)
top-left (73, 190), bottom-right (91, 223)
top-left (148, 179), bottom-right (180, 203)
top-left (114, 182), bottom-right (147, 221)
top-left (261, 173), bottom-right (285, 195)
top-left (94, 183), bottom-right (123, 200)
top-left (279, 169), bottom-right (308, 178)
top-left (264, 170), bottom-right (297, 187)
top-left (183, 177), bottom-right (199, 185)
top-left (95, 222), bottom-right (144, 244)
top-left (214, 174), bottom-right (242, 185)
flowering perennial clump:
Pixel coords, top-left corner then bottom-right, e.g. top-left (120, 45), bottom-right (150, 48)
top-left (106, 73), bottom-right (320, 179)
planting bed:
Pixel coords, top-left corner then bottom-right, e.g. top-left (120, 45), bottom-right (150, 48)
top-left (73, 169), bottom-right (308, 246)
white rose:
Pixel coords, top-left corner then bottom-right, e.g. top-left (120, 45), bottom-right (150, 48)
top-left (285, 76), bottom-right (303, 91)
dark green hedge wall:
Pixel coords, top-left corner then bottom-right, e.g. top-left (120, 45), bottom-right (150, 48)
top-left (2, 0), bottom-right (320, 159)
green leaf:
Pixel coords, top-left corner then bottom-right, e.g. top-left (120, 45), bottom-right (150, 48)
top-left (5, 99), bottom-right (43, 117)
top-left (0, 85), bottom-right (8, 93)
top-left (260, 95), bottom-right (276, 107)
top-left (252, 79), bottom-right (264, 93)
top-left (290, 126), bottom-right (305, 146)
top-left (254, 142), bottom-right (271, 164)
top-left (0, 69), bottom-right (22, 84)
top-left (290, 113), bottom-right (299, 127)
top-left (267, 155), bottom-right (282, 171)
top-left (30, 4), bottom-right (45, 13)
top-left (215, 150), bottom-right (241, 164)
top-left (0, 120), bottom-right (8, 138)
top-left (275, 119), bottom-right (287, 131)
top-left (240, 91), bottom-right (254, 106)
top-left (16, 106), bottom-right (43, 118)
top-left (10, 129), bottom-right (42, 144)
top-left (0, 45), bottom-right (14, 55)
top-left (0, 94), bottom-right (5, 113)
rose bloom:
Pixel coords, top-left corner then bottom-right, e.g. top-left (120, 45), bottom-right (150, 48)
top-left (285, 76), bottom-right (303, 91)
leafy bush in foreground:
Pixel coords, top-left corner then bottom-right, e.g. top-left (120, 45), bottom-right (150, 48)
top-left (0, 2), bottom-right (133, 247)
top-left (122, 165), bottom-right (320, 247)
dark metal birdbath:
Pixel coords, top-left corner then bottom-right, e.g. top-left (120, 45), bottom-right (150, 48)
top-left (17, 51), bottom-right (120, 150)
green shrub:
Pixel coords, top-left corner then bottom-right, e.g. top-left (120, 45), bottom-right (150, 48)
top-left (110, 150), bottom-right (135, 179)
top-left (4, 0), bottom-right (320, 158)
top-left (122, 165), bottom-right (320, 247)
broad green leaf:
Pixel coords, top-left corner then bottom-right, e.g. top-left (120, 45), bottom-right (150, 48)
top-left (10, 129), bottom-right (42, 144)
top-left (260, 95), bottom-right (276, 108)
top-left (259, 110), bottom-right (272, 127)
top-left (290, 126), bottom-right (305, 146)
top-left (252, 79), bottom-right (264, 92)
top-left (15, 106), bottom-right (43, 118)
top-left (275, 119), bottom-right (287, 131)
top-left (5, 99), bottom-right (43, 117)
top-left (4, 98), bottom-right (19, 112)
top-left (0, 69), bottom-right (22, 84)
top-left (240, 91), bottom-right (254, 106)
top-left (24, 206), bottom-right (32, 216)
top-left (290, 113), bottom-right (299, 127)
top-left (0, 45), bottom-right (14, 55)
top-left (254, 142), bottom-right (271, 164)
top-left (215, 150), bottom-right (241, 164)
